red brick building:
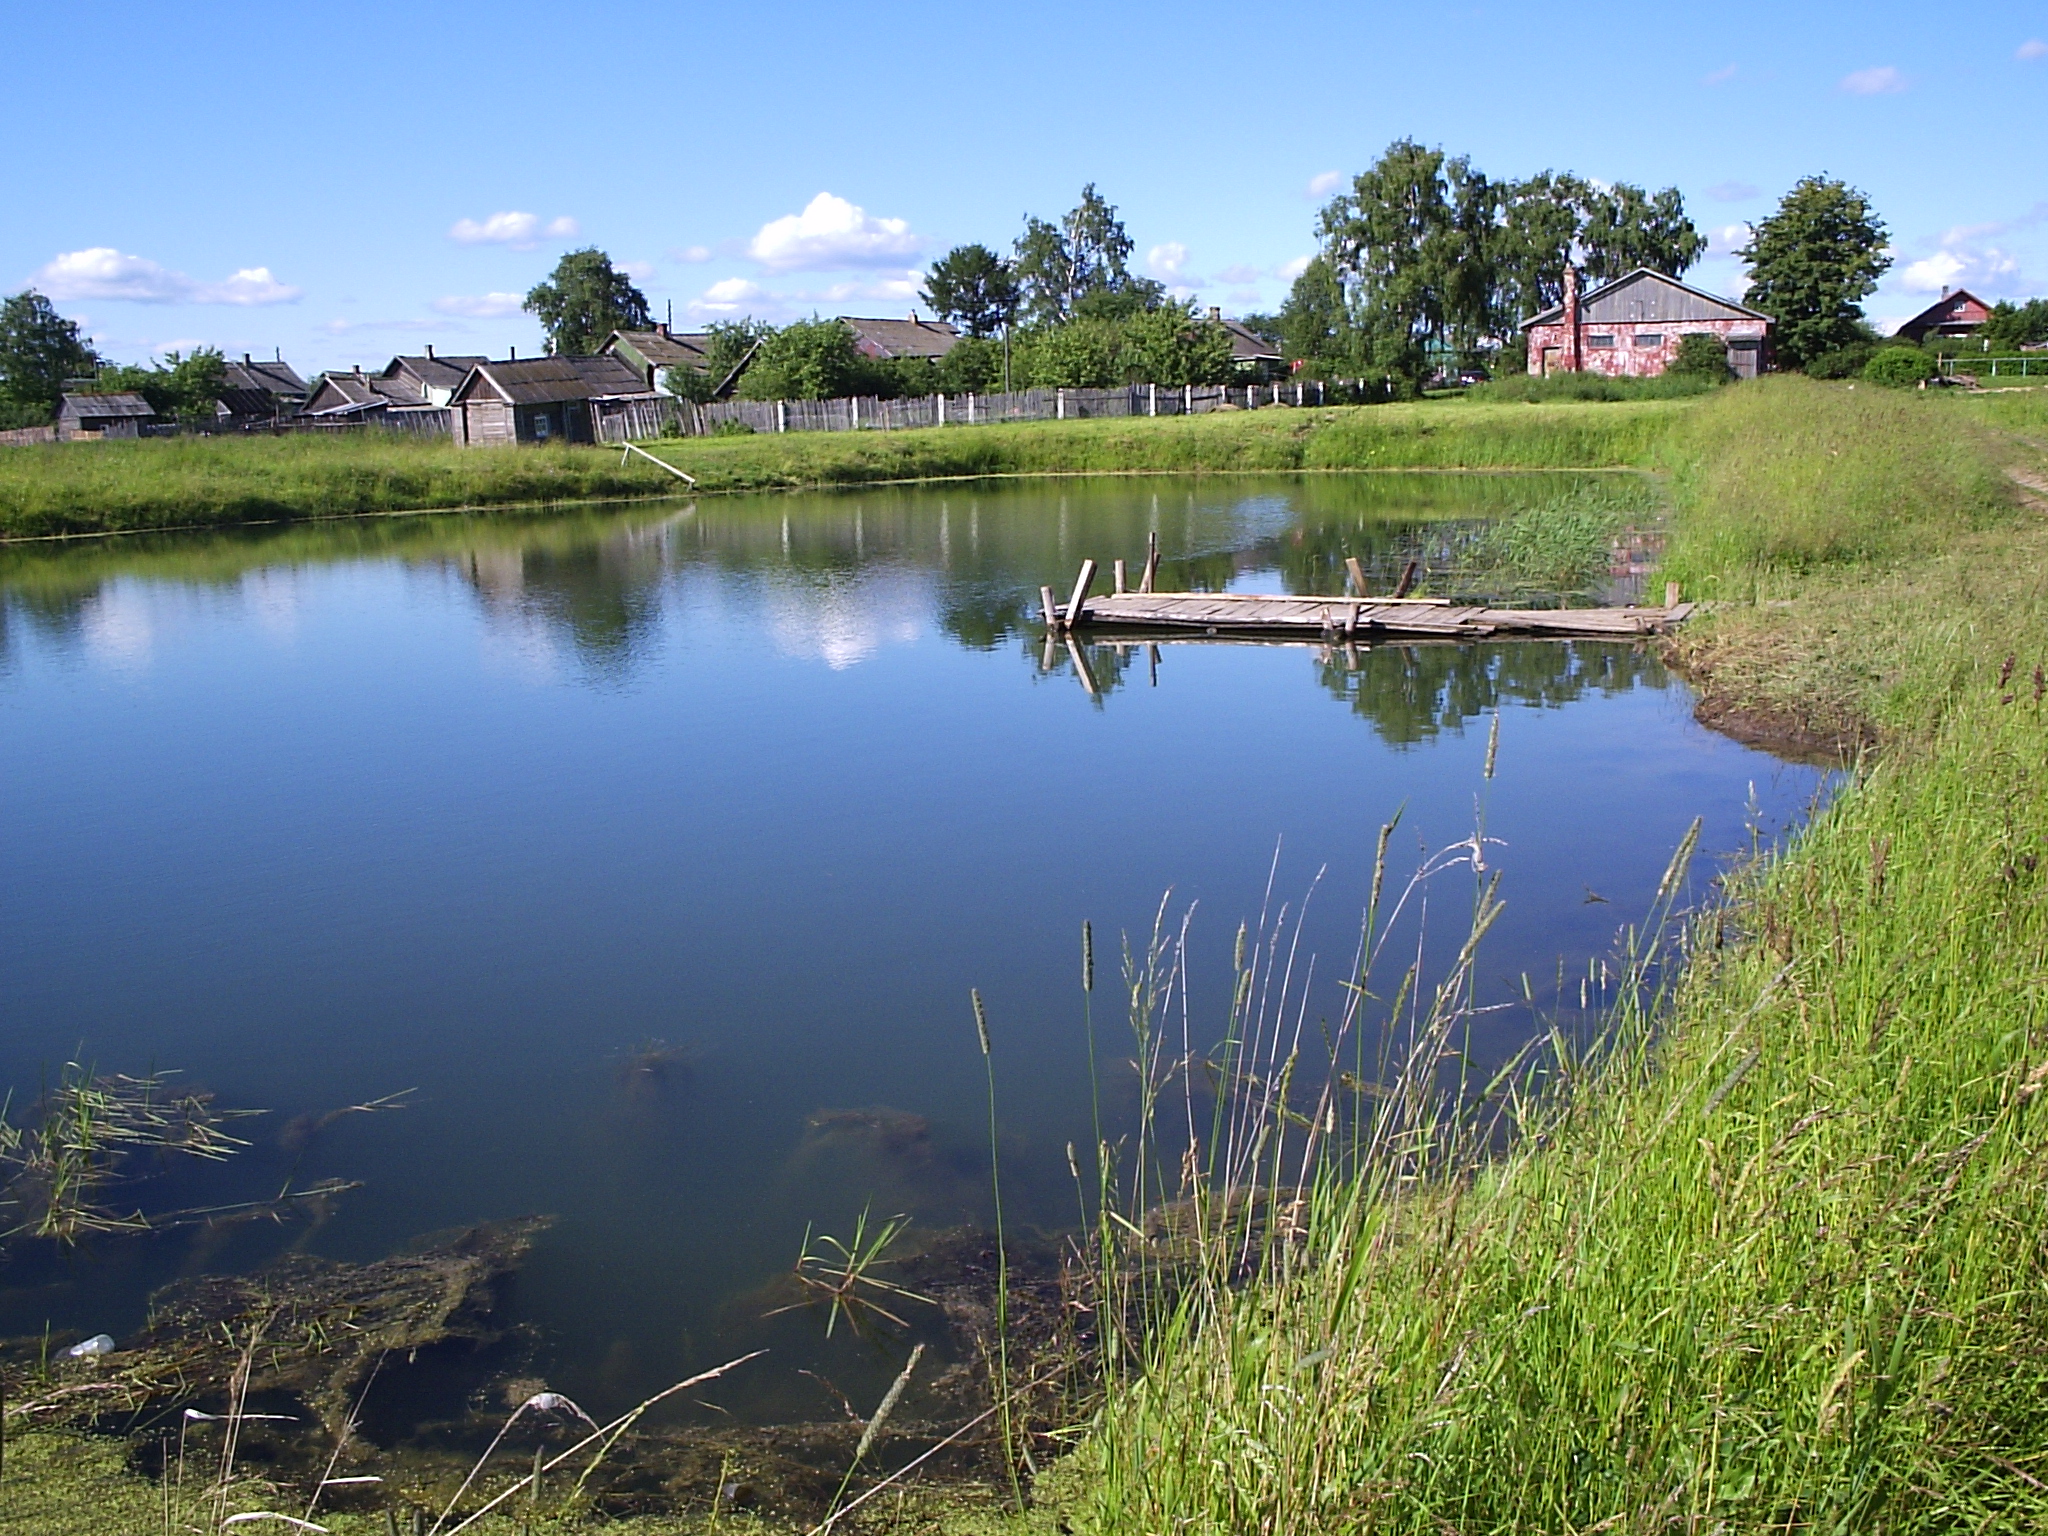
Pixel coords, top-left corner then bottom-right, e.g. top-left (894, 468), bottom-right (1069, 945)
top-left (1523, 267), bottom-right (1771, 380)
top-left (1893, 288), bottom-right (1993, 344)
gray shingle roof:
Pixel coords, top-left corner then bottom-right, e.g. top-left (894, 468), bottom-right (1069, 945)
top-left (1220, 319), bottom-right (1282, 362)
top-left (305, 373), bottom-right (423, 414)
top-left (61, 392), bottom-right (156, 419)
top-left (387, 355), bottom-right (489, 391)
top-left (840, 317), bottom-right (960, 360)
top-left (604, 329), bottom-right (713, 368)
top-left (452, 355), bottom-right (653, 406)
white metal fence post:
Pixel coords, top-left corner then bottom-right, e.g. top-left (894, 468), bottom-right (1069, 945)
top-left (1057, 388), bottom-right (1065, 420)
top-left (776, 400), bottom-right (787, 433)
top-left (1184, 384), bottom-right (1192, 414)
top-left (1149, 383), bottom-right (1157, 417)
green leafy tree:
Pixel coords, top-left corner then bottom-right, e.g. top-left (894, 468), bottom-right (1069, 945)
top-left (1979, 299), bottom-right (2048, 353)
top-left (1278, 256), bottom-right (1358, 370)
top-left (1317, 140), bottom-right (1495, 389)
top-left (920, 245), bottom-right (1021, 339)
top-left (0, 290), bottom-right (99, 426)
top-left (933, 337), bottom-right (1002, 393)
top-left (1013, 185), bottom-right (1145, 326)
top-left (96, 348), bottom-right (228, 423)
top-left (1011, 317), bottom-right (1126, 387)
top-left (1738, 178), bottom-right (1889, 369)
top-left (523, 249), bottom-right (650, 356)
top-left (1580, 184), bottom-right (1706, 284)
top-left (1863, 347), bottom-right (1933, 387)
top-left (1117, 303), bottom-right (1235, 385)
top-left (737, 318), bottom-right (868, 400)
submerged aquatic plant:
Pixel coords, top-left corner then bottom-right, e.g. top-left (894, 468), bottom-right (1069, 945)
top-left (0, 1065), bottom-right (257, 1243)
top-left (766, 1207), bottom-right (932, 1338)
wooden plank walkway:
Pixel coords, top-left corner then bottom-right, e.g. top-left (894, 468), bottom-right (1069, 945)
top-left (1054, 590), bottom-right (1693, 641)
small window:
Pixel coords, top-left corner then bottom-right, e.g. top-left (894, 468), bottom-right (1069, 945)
top-left (1634, 333), bottom-right (1664, 347)
top-left (1587, 334), bottom-right (1616, 349)
top-left (532, 412), bottom-right (551, 440)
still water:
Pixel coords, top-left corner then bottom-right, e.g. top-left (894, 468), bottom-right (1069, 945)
top-left (0, 474), bottom-right (1820, 1422)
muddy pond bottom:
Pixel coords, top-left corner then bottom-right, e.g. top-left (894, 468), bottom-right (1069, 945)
top-left (0, 473), bottom-right (1823, 1443)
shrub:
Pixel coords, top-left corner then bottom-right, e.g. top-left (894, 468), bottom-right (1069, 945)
top-left (1863, 347), bottom-right (1935, 388)
top-left (1804, 342), bottom-right (1878, 380)
top-left (1465, 371), bottom-right (1717, 404)
top-left (1668, 333), bottom-right (1733, 381)
top-left (709, 418), bottom-right (756, 436)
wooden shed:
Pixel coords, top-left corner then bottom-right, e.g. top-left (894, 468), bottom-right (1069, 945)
top-left (56, 392), bottom-right (158, 440)
top-left (1522, 267), bottom-right (1772, 380)
top-left (216, 355), bottom-right (308, 424)
top-left (448, 356), bottom-right (654, 447)
top-left (381, 349), bottom-right (488, 407)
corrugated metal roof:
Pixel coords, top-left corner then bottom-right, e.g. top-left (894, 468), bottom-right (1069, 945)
top-left (453, 355), bottom-right (654, 406)
top-left (305, 373), bottom-right (424, 414)
top-left (1521, 268), bottom-right (1771, 330)
top-left (61, 392), bottom-right (156, 418)
top-left (840, 317), bottom-right (960, 360)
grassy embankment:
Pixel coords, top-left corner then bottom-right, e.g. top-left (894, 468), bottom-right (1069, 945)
top-left (1067, 378), bottom-right (2048, 1533)
top-left (0, 399), bottom-right (1681, 539)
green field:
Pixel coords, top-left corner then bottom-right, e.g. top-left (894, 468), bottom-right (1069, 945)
top-left (0, 399), bottom-right (1683, 539)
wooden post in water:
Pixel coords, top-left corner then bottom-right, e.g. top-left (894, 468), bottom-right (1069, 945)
top-left (1065, 635), bottom-right (1100, 697)
top-left (1113, 558), bottom-right (1127, 594)
top-left (1392, 559), bottom-right (1419, 598)
top-left (1040, 585), bottom-right (1060, 630)
top-left (1065, 559), bottom-right (1097, 630)
top-left (1344, 556), bottom-right (1368, 597)
top-left (1141, 531), bottom-right (1159, 593)
top-left (1665, 580), bottom-right (1681, 609)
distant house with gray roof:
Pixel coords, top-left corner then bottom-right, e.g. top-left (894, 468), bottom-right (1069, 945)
top-left (381, 350), bottom-right (488, 407)
top-left (447, 355), bottom-right (654, 446)
top-left (839, 316), bottom-right (960, 362)
top-left (57, 392), bottom-right (158, 440)
top-left (216, 355), bottom-right (308, 424)
top-left (302, 369), bottom-right (426, 420)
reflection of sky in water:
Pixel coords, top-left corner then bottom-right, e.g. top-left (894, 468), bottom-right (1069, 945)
top-left (0, 476), bottom-right (1823, 1422)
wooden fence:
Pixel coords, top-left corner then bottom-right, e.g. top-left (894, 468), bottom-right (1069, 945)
top-left (0, 424), bottom-right (57, 447)
top-left (592, 380), bottom-right (1337, 444)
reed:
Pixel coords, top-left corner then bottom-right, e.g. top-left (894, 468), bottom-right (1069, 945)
top-left (1057, 375), bottom-right (2048, 1534)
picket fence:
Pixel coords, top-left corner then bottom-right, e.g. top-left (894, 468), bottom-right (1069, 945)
top-left (593, 379), bottom-right (1336, 444)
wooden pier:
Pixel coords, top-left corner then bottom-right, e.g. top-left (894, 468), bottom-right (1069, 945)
top-left (1039, 552), bottom-right (1693, 644)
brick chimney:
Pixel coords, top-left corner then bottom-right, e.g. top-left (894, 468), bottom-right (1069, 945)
top-left (1562, 265), bottom-right (1582, 373)
top-left (1208, 306), bottom-right (1222, 322)
top-left (426, 343), bottom-right (435, 359)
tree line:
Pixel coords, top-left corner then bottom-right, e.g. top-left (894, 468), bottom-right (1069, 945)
top-left (0, 292), bottom-right (227, 429)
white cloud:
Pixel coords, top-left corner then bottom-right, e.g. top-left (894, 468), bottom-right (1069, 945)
top-left (1216, 264), bottom-right (1263, 285)
top-left (1278, 255), bottom-right (1312, 282)
top-left (432, 293), bottom-right (525, 318)
top-left (1147, 242), bottom-right (1197, 283)
top-left (1899, 246), bottom-right (2020, 294)
top-left (674, 245), bottom-right (713, 263)
top-left (1703, 63), bottom-right (1737, 85)
top-left (2019, 38), bottom-right (2047, 60)
top-left (447, 212), bottom-right (579, 248)
top-left (33, 248), bottom-right (301, 305)
top-left (747, 193), bottom-right (922, 271)
top-left (619, 259), bottom-right (656, 282)
top-left (1711, 223), bottom-right (1750, 251)
top-left (1840, 65), bottom-right (1907, 95)
top-left (1307, 170), bottom-right (1344, 199)
top-left (316, 316), bottom-right (448, 335)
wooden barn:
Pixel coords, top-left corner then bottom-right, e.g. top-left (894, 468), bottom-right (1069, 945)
top-left (1206, 307), bottom-right (1285, 380)
top-left (447, 356), bottom-right (654, 446)
top-left (56, 392), bottom-right (157, 440)
top-left (1894, 288), bottom-right (1993, 344)
top-left (302, 368), bottom-right (427, 420)
top-left (1522, 267), bottom-right (1772, 380)
top-left (601, 325), bottom-right (718, 394)
top-left (381, 348), bottom-right (488, 407)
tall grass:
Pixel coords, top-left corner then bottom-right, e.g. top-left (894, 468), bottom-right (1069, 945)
top-left (0, 401), bottom-right (1682, 539)
top-left (1059, 376), bottom-right (2048, 1533)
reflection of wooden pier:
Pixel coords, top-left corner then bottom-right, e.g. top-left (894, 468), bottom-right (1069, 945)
top-left (1039, 548), bottom-right (1694, 644)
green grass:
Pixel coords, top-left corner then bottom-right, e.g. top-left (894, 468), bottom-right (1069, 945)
top-left (0, 400), bottom-right (1686, 540)
top-left (1060, 377), bottom-right (2048, 1533)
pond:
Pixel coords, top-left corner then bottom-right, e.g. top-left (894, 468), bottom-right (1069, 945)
top-left (0, 473), bottom-right (1822, 1435)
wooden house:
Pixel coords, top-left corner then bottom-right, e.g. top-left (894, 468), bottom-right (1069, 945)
top-left (447, 356), bottom-right (654, 446)
top-left (381, 348), bottom-right (488, 407)
top-left (1207, 308), bottom-right (1285, 381)
top-left (56, 392), bottom-right (157, 440)
top-left (216, 355), bottom-right (308, 424)
top-left (1522, 268), bottom-right (1771, 380)
top-left (1894, 288), bottom-right (1993, 344)
top-left (302, 368), bottom-right (427, 420)
top-left (840, 316), bottom-right (960, 362)
top-left (600, 326), bottom-right (719, 394)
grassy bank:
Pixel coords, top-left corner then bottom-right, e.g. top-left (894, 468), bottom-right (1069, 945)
top-left (1069, 377), bottom-right (2048, 1532)
top-left (0, 399), bottom-right (1683, 539)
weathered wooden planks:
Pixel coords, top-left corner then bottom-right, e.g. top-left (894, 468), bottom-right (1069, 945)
top-left (1055, 589), bottom-right (1693, 641)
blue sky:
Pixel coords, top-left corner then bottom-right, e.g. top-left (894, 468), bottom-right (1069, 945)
top-left (6, 2), bottom-right (2043, 374)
